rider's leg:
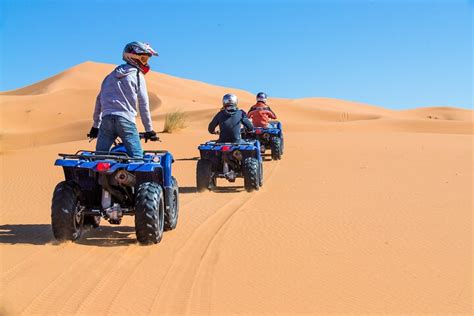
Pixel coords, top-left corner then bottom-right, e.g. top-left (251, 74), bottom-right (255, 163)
top-left (96, 115), bottom-right (117, 153)
top-left (116, 116), bottom-right (143, 158)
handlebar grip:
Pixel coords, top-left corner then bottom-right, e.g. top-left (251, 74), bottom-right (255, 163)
top-left (139, 132), bottom-right (160, 143)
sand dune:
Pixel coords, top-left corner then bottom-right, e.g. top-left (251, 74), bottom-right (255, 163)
top-left (0, 62), bottom-right (472, 314)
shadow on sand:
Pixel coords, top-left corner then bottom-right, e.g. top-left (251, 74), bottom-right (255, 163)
top-left (212, 185), bottom-right (245, 193)
top-left (179, 186), bottom-right (198, 194)
top-left (175, 157), bottom-right (200, 161)
top-left (0, 224), bottom-right (138, 247)
top-left (179, 186), bottom-right (244, 194)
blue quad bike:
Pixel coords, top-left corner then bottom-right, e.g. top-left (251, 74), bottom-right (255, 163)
top-left (242, 121), bottom-right (284, 160)
top-left (196, 138), bottom-right (263, 193)
top-left (51, 133), bottom-right (179, 245)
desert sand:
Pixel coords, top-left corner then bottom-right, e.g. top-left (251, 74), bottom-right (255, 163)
top-left (0, 62), bottom-right (472, 315)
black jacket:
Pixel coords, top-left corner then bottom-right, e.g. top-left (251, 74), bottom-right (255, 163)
top-left (208, 106), bottom-right (254, 143)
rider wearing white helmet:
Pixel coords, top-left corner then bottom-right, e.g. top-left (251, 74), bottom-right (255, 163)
top-left (88, 41), bottom-right (158, 158)
top-left (208, 93), bottom-right (254, 143)
top-left (248, 92), bottom-right (276, 116)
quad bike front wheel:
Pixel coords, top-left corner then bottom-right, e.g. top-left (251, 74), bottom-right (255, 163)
top-left (243, 157), bottom-right (260, 192)
top-left (51, 181), bottom-right (83, 241)
top-left (135, 182), bottom-right (165, 245)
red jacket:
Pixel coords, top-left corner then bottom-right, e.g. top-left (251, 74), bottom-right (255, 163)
top-left (247, 106), bottom-right (277, 128)
top-left (248, 101), bottom-right (276, 115)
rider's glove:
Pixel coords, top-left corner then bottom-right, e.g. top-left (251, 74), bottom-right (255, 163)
top-left (144, 130), bottom-right (158, 142)
top-left (88, 127), bottom-right (99, 139)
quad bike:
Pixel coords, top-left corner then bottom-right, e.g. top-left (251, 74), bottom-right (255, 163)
top-left (242, 121), bottom-right (284, 160)
top-left (51, 133), bottom-right (179, 245)
top-left (196, 137), bottom-right (263, 193)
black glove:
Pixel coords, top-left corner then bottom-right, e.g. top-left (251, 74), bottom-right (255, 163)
top-left (144, 130), bottom-right (158, 142)
top-left (88, 127), bottom-right (99, 139)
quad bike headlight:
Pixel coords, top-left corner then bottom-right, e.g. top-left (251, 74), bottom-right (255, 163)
top-left (232, 150), bottom-right (243, 160)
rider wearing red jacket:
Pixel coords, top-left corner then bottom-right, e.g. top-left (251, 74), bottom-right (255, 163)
top-left (247, 92), bottom-right (277, 128)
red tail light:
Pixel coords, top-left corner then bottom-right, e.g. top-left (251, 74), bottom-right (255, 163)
top-left (96, 162), bottom-right (111, 172)
top-left (221, 145), bottom-right (231, 151)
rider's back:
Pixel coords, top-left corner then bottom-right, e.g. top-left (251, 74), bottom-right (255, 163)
top-left (208, 107), bottom-right (253, 143)
top-left (247, 107), bottom-right (276, 128)
top-left (95, 64), bottom-right (152, 132)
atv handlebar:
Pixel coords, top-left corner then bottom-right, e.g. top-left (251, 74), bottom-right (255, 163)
top-left (87, 132), bottom-right (160, 143)
top-left (241, 128), bottom-right (256, 135)
top-left (139, 133), bottom-right (160, 143)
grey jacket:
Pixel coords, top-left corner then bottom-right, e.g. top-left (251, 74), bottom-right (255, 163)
top-left (93, 64), bottom-right (153, 131)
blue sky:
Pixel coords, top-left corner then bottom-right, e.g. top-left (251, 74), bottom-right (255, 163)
top-left (0, 0), bottom-right (472, 109)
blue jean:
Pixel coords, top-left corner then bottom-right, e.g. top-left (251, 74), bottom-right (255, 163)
top-left (96, 115), bottom-right (143, 158)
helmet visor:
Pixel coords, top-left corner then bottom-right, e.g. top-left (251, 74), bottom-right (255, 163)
top-left (124, 52), bottom-right (150, 65)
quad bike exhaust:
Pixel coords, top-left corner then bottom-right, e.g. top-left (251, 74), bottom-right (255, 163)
top-left (114, 169), bottom-right (136, 187)
top-left (232, 150), bottom-right (243, 161)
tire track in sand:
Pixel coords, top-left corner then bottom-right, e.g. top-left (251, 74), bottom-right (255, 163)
top-left (56, 246), bottom-right (142, 314)
top-left (66, 194), bottom-right (210, 314)
top-left (73, 246), bottom-right (142, 315)
top-left (185, 159), bottom-right (282, 314)
top-left (1, 244), bottom-right (66, 284)
top-left (148, 161), bottom-right (281, 315)
top-left (20, 246), bottom-right (105, 314)
top-left (1, 224), bottom-right (110, 283)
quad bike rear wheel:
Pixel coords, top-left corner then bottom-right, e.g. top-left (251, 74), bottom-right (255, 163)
top-left (243, 157), bottom-right (260, 192)
top-left (280, 136), bottom-right (284, 155)
top-left (164, 176), bottom-right (179, 231)
top-left (196, 159), bottom-right (214, 192)
top-left (135, 182), bottom-right (164, 245)
top-left (51, 181), bottom-right (83, 241)
top-left (271, 137), bottom-right (282, 160)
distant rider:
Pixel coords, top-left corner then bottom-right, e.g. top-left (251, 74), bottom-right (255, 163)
top-left (248, 92), bottom-right (276, 116)
top-left (247, 105), bottom-right (276, 128)
top-left (247, 92), bottom-right (277, 128)
top-left (208, 93), bottom-right (254, 143)
top-left (88, 41), bottom-right (158, 158)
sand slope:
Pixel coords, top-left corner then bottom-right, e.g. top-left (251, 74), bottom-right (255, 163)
top-left (0, 62), bottom-right (472, 314)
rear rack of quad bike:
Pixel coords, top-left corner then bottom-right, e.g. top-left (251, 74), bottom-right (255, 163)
top-left (58, 150), bottom-right (140, 162)
top-left (58, 150), bottom-right (170, 163)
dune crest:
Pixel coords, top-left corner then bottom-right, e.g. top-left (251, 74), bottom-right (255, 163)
top-left (0, 62), bottom-right (471, 151)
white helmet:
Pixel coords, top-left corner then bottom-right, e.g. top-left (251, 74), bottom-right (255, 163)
top-left (222, 93), bottom-right (238, 107)
top-left (122, 41), bottom-right (158, 74)
top-left (256, 92), bottom-right (268, 103)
